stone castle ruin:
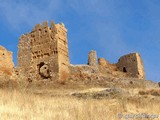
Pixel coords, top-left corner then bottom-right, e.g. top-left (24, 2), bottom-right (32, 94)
top-left (116, 53), bottom-right (145, 79)
top-left (0, 46), bottom-right (14, 79)
top-left (0, 20), bottom-right (146, 81)
top-left (17, 21), bottom-right (70, 81)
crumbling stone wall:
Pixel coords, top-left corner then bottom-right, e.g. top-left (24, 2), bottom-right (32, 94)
top-left (69, 51), bottom-right (144, 81)
top-left (98, 58), bottom-right (118, 70)
top-left (98, 58), bottom-right (113, 67)
top-left (18, 35), bottom-right (31, 74)
top-left (17, 21), bottom-right (70, 81)
top-left (116, 53), bottom-right (145, 79)
top-left (0, 46), bottom-right (14, 79)
top-left (88, 50), bottom-right (97, 66)
top-left (69, 64), bottom-right (99, 80)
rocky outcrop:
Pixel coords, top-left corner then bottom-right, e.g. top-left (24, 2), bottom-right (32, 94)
top-left (70, 88), bottom-right (128, 99)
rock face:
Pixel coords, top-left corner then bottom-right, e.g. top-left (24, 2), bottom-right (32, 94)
top-left (116, 53), bottom-right (145, 79)
top-left (88, 50), bottom-right (97, 66)
top-left (17, 21), bottom-right (70, 81)
top-left (0, 46), bottom-right (14, 79)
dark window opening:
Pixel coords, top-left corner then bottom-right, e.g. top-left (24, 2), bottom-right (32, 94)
top-left (38, 62), bottom-right (45, 70)
top-left (123, 67), bottom-right (127, 73)
top-left (62, 63), bottom-right (66, 65)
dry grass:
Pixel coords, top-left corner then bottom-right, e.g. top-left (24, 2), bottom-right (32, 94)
top-left (0, 88), bottom-right (159, 120)
top-left (0, 79), bottom-right (159, 120)
top-left (0, 89), bottom-right (121, 120)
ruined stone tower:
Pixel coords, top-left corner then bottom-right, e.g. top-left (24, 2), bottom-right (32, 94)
top-left (18, 21), bottom-right (70, 81)
top-left (116, 53), bottom-right (145, 79)
top-left (88, 50), bottom-right (97, 66)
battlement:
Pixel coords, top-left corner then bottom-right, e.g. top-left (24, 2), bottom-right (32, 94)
top-left (32, 21), bottom-right (67, 33)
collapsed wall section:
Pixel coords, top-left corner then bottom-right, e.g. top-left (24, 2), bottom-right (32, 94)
top-left (69, 65), bottom-right (99, 80)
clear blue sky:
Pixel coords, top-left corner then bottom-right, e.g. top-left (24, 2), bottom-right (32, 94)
top-left (0, 0), bottom-right (159, 82)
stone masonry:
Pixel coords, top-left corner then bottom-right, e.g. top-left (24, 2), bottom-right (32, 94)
top-left (18, 21), bottom-right (70, 81)
top-left (98, 58), bottom-right (111, 67)
top-left (0, 46), bottom-right (14, 78)
top-left (116, 53), bottom-right (145, 79)
top-left (88, 50), bottom-right (97, 66)
top-left (15, 20), bottom-right (146, 81)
